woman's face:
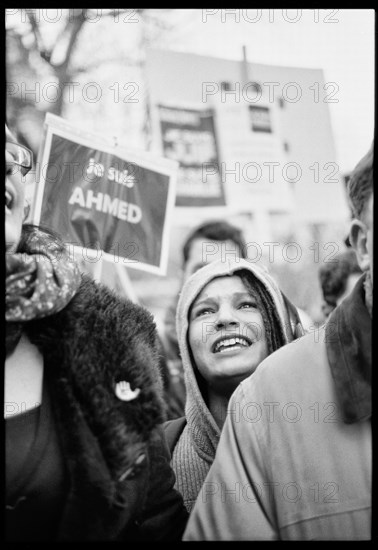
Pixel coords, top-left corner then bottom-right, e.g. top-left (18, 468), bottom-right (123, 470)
top-left (188, 275), bottom-right (269, 393)
top-left (5, 131), bottom-right (28, 252)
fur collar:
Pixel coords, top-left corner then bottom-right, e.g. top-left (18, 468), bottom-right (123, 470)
top-left (26, 275), bottom-right (165, 496)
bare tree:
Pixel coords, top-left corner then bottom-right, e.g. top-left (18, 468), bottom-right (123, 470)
top-left (6, 8), bottom-right (176, 152)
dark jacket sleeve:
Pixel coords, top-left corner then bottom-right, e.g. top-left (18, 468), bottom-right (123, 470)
top-left (132, 425), bottom-right (189, 541)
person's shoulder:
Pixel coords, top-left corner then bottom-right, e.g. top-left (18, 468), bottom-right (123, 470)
top-left (77, 274), bottom-right (133, 306)
top-left (60, 275), bottom-right (159, 346)
top-left (267, 326), bottom-right (325, 360)
top-left (76, 275), bottom-right (156, 323)
top-left (241, 326), bottom-right (327, 391)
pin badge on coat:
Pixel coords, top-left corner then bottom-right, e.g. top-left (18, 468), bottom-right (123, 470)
top-left (115, 381), bottom-right (141, 401)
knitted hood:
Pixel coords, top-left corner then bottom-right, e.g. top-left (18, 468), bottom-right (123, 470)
top-left (176, 257), bottom-right (296, 457)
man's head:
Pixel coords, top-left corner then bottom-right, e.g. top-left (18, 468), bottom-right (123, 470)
top-left (348, 144), bottom-right (374, 281)
top-left (182, 220), bottom-right (247, 281)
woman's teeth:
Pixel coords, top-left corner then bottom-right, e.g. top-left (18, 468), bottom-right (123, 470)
top-left (214, 337), bottom-right (250, 353)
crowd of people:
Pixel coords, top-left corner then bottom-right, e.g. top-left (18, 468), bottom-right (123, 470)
top-left (183, 144), bottom-right (373, 540)
top-left (5, 119), bottom-right (373, 541)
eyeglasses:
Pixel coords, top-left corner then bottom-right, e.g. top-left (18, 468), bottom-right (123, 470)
top-left (6, 141), bottom-right (33, 176)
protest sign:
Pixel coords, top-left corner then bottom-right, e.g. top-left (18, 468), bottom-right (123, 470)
top-left (32, 113), bottom-right (178, 275)
top-left (157, 104), bottom-right (226, 207)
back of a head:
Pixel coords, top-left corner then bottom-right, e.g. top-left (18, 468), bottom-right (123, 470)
top-left (347, 143), bottom-right (374, 283)
top-left (340, 248), bottom-right (364, 275)
top-left (182, 220), bottom-right (247, 265)
top-left (319, 249), bottom-right (363, 306)
top-left (347, 144), bottom-right (373, 221)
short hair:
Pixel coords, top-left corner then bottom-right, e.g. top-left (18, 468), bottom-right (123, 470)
top-left (318, 248), bottom-right (363, 307)
top-left (182, 220), bottom-right (247, 264)
top-left (347, 144), bottom-right (373, 220)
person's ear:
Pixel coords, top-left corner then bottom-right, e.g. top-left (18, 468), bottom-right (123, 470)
top-left (349, 219), bottom-right (370, 272)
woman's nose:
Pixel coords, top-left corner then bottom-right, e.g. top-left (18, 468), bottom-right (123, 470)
top-left (215, 305), bottom-right (239, 329)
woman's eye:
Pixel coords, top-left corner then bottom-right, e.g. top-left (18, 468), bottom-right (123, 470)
top-left (195, 308), bottom-right (214, 318)
top-left (239, 302), bottom-right (256, 309)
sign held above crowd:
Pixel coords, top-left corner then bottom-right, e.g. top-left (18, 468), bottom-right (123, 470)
top-left (157, 104), bottom-right (226, 207)
top-left (32, 113), bottom-right (178, 276)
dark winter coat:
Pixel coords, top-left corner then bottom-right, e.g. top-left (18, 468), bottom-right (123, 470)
top-left (25, 275), bottom-right (188, 541)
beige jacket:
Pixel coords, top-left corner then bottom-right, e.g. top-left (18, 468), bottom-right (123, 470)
top-left (184, 318), bottom-right (371, 540)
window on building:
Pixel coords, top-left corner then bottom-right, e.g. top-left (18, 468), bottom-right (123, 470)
top-left (220, 81), bottom-right (232, 91)
top-left (248, 82), bottom-right (262, 94)
top-left (249, 105), bottom-right (272, 133)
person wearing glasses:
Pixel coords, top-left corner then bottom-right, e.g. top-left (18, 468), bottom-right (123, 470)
top-left (5, 124), bottom-right (188, 542)
top-left (5, 125), bottom-right (34, 251)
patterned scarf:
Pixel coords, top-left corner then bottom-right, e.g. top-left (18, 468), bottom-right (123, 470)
top-left (6, 226), bottom-right (81, 357)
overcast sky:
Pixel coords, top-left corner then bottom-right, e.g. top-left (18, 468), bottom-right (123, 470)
top-left (170, 8), bottom-right (374, 174)
top-left (7, 8), bottom-right (374, 174)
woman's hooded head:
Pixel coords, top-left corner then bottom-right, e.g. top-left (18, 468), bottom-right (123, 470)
top-left (176, 258), bottom-right (302, 429)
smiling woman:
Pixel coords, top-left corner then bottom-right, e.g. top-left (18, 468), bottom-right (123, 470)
top-left (164, 257), bottom-right (303, 512)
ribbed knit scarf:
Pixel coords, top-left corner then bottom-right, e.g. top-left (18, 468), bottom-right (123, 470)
top-left (6, 227), bottom-right (81, 357)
